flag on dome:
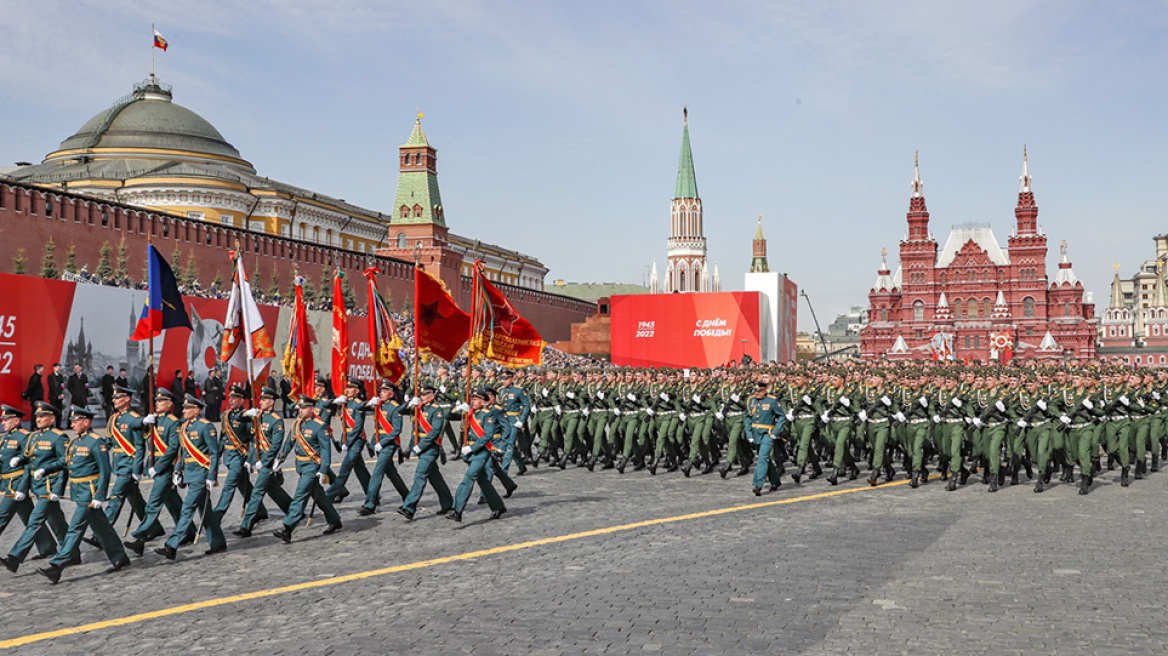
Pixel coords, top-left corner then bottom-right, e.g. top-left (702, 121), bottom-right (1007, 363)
top-left (130, 245), bottom-right (191, 341)
top-left (414, 265), bottom-right (470, 362)
top-left (281, 275), bottom-right (314, 398)
top-left (469, 260), bottom-right (544, 367)
top-left (364, 267), bottom-right (406, 383)
top-left (153, 29), bottom-right (169, 51)
top-left (221, 250), bottom-right (276, 379)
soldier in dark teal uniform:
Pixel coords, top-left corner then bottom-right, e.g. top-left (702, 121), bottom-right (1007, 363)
top-left (272, 395), bottom-right (342, 542)
top-left (397, 386), bottom-right (455, 520)
top-left (124, 388), bottom-right (189, 554)
top-left (497, 371), bottom-right (530, 475)
top-left (359, 381), bottom-right (410, 515)
top-left (103, 385), bottom-right (147, 528)
top-left (447, 389), bottom-right (507, 522)
top-left (1, 401), bottom-right (70, 573)
top-left (748, 382), bottom-right (786, 496)
top-left (0, 404), bottom-right (58, 559)
top-left (36, 406), bottom-right (131, 583)
top-left (324, 379), bottom-right (373, 504)
top-left (154, 395), bottom-right (227, 559)
top-left (213, 384), bottom-right (258, 516)
top-left (233, 385), bottom-right (293, 537)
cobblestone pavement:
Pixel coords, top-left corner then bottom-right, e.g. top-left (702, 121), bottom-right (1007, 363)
top-left (1, 441), bottom-right (1167, 655)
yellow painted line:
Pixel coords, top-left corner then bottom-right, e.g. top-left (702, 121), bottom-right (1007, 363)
top-left (0, 479), bottom-right (909, 649)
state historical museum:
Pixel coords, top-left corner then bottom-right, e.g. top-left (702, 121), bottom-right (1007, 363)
top-left (860, 151), bottom-right (1096, 362)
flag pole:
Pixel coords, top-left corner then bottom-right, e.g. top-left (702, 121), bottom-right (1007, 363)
top-left (146, 232), bottom-right (156, 434)
top-left (460, 262), bottom-right (481, 448)
top-left (151, 23), bottom-right (155, 79)
top-left (412, 243), bottom-right (421, 403)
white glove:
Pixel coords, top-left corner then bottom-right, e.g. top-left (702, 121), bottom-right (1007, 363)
top-left (784, 410), bottom-right (794, 422)
top-left (646, 408), bottom-right (655, 416)
top-left (995, 400), bottom-right (1006, 413)
top-left (408, 397), bottom-right (422, 408)
top-left (48, 493), bottom-right (60, 502)
top-left (840, 396), bottom-right (851, 407)
top-left (963, 417), bottom-right (972, 425)
top-left (716, 411), bottom-right (725, 420)
top-left (566, 392), bottom-right (575, 400)
top-left (952, 398), bottom-right (963, 407)
top-left (439, 385), bottom-right (447, 394)
top-left (513, 420), bottom-right (523, 428)
top-left (1082, 398), bottom-right (1094, 410)
top-left (7, 457), bottom-right (20, 468)
top-left (696, 394), bottom-right (704, 404)
top-left (1155, 392), bottom-right (1162, 401)
top-left (244, 408), bottom-right (260, 418)
top-left (1017, 420), bottom-right (1028, 428)
top-left (626, 393), bottom-right (636, 402)
top-left (148, 466), bottom-right (157, 478)
top-left (132, 474), bottom-right (142, 482)
top-left (89, 499), bottom-right (106, 509)
top-left (820, 412), bottom-right (829, 423)
top-left (881, 396), bottom-right (891, 406)
top-left (208, 477), bottom-right (218, 488)
top-left (894, 412), bottom-right (906, 422)
top-left (1139, 398), bottom-right (1146, 408)
top-left (33, 469), bottom-right (45, 480)
top-left (679, 413), bottom-right (687, 421)
top-left (802, 395), bottom-right (811, 405)
top-left (1060, 415), bottom-right (1072, 425)
top-left (143, 414), bottom-right (157, 425)
top-left (244, 462), bottom-right (254, 473)
top-left (315, 472), bottom-right (327, 485)
top-left (614, 409), bottom-right (622, 416)
top-left (374, 442), bottom-right (383, 454)
top-left (173, 472), bottom-right (182, 486)
top-left (582, 408), bottom-right (591, 416)
top-left (461, 445), bottom-right (472, 456)
top-left (731, 393), bottom-right (741, 403)
top-left (554, 405), bottom-right (562, 415)
top-left (366, 399), bottom-right (379, 408)
top-left (340, 445), bottom-right (348, 455)
top-left (973, 418), bottom-right (984, 428)
top-left (932, 415), bottom-right (941, 423)
top-left (1120, 395), bottom-right (1130, 406)
top-left (858, 410), bottom-right (868, 422)
top-left (597, 392), bottom-right (605, 400)
top-left (541, 388), bottom-right (549, 397)
top-left (411, 445), bottom-right (421, 456)
top-left (1037, 399), bottom-right (1047, 410)
top-left (333, 395), bottom-right (347, 405)
top-left (659, 393), bottom-right (669, 401)
top-left (13, 491), bottom-right (26, 501)
top-left (454, 402), bottom-right (471, 414)
top-left (919, 397), bottom-right (928, 408)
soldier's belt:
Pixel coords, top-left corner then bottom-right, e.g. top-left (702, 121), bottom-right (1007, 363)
top-left (0, 470), bottom-right (23, 480)
top-left (727, 411), bottom-right (745, 417)
top-left (1070, 422), bottom-right (1091, 428)
top-left (908, 418), bottom-right (928, 424)
top-left (751, 423), bottom-right (774, 429)
top-left (182, 455), bottom-right (210, 468)
top-left (868, 418), bottom-right (889, 424)
top-left (986, 421), bottom-right (1005, 427)
top-left (69, 474), bottom-right (99, 483)
top-left (434, 403), bottom-right (453, 409)
top-left (1031, 420), bottom-right (1050, 426)
top-left (113, 447), bottom-right (132, 456)
top-left (1113, 415), bottom-right (1130, 420)
top-left (830, 417), bottom-right (850, 422)
top-left (296, 454), bottom-right (322, 463)
top-left (795, 414), bottom-right (815, 420)
top-left (565, 409), bottom-right (582, 414)
top-left (507, 412), bottom-right (521, 416)
top-left (944, 418), bottom-right (964, 424)
top-left (224, 445), bottom-right (242, 451)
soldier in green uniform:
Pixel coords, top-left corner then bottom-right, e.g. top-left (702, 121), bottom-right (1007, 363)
top-left (718, 373), bottom-right (753, 478)
top-left (1, 401), bottom-right (70, 573)
top-left (860, 373), bottom-right (898, 485)
top-left (0, 404), bottom-right (58, 559)
top-left (234, 385), bottom-right (294, 537)
top-left (272, 395), bottom-right (342, 541)
top-left (154, 395), bottom-right (228, 559)
top-left (36, 406), bottom-right (131, 583)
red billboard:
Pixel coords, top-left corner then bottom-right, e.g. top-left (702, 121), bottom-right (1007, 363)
top-left (0, 273), bottom-right (383, 413)
top-left (610, 292), bottom-right (761, 368)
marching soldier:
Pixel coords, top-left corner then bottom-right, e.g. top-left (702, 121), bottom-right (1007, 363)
top-left (447, 389), bottom-right (507, 522)
top-left (272, 395), bottom-right (342, 542)
top-left (748, 381), bottom-right (786, 496)
top-left (359, 380), bottom-right (410, 515)
top-left (234, 385), bottom-right (293, 537)
top-left (397, 386), bottom-right (456, 521)
top-left (153, 395), bottom-right (227, 559)
top-left (124, 388), bottom-right (189, 554)
top-left (497, 370), bottom-right (531, 475)
top-left (0, 404), bottom-right (58, 558)
top-left (1, 401), bottom-right (70, 573)
top-left (324, 379), bottom-right (373, 504)
top-left (36, 406), bottom-right (131, 583)
top-left (213, 384), bottom-right (259, 516)
top-left (103, 383), bottom-right (147, 528)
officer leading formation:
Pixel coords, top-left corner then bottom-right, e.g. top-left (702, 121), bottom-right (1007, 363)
top-left (1, 359), bottom-right (1162, 584)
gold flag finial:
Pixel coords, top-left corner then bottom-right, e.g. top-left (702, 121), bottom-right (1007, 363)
top-left (1114, 262), bottom-right (1121, 272)
top-left (683, 105), bottom-right (688, 126)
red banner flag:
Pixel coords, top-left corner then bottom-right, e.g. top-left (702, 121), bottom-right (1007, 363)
top-left (281, 275), bottom-right (314, 398)
top-left (469, 260), bottom-right (544, 367)
top-left (414, 265), bottom-right (470, 362)
top-left (331, 270), bottom-right (348, 395)
top-left (364, 267), bottom-right (406, 383)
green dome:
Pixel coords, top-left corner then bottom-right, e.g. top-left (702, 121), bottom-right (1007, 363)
top-left (48, 78), bottom-right (250, 170)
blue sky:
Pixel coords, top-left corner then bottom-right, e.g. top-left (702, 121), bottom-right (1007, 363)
top-left (3, 1), bottom-right (1168, 330)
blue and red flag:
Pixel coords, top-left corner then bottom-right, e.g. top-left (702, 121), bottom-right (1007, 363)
top-left (153, 29), bottom-right (169, 51)
top-left (130, 245), bottom-right (191, 341)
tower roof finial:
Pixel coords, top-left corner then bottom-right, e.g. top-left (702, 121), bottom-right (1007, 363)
top-left (911, 150), bottom-right (923, 198)
top-left (683, 105), bottom-right (687, 127)
top-left (1020, 144), bottom-right (1032, 193)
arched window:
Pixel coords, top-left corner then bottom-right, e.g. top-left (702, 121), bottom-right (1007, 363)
top-left (881, 308), bottom-right (888, 322)
top-left (413, 205), bottom-right (423, 218)
top-left (679, 272), bottom-right (686, 292)
top-left (982, 298), bottom-right (991, 318)
top-left (954, 299), bottom-right (962, 318)
top-left (1065, 303), bottom-right (1073, 317)
top-left (1023, 297), bottom-right (1035, 318)
top-left (913, 300), bottom-right (924, 321)
top-left (400, 205), bottom-right (409, 218)
top-left (396, 232), bottom-right (407, 248)
top-left (967, 299), bottom-right (978, 319)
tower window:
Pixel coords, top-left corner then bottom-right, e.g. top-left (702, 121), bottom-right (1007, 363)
top-left (1023, 297), bottom-right (1034, 318)
top-left (913, 300), bottom-right (924, 321)
top-left (400, 205), bottom-right (409, 219)
top-left (397, 232), bottom-right (407, 248)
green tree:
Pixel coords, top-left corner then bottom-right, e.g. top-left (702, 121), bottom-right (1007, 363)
top-left (212, 270), bottom-right (224, 291)
top-left (341, 274), bottom-right (357, 309)
top-left (63, 243), bottom-right (78, 274)
top-left (12, 248), bottom-right (26, 275)
top-left (96, 241), bottom-right (114, 282)
top-left (182, 249), bottom-right (198, 287)
top-left (319, 271), bottom-right (332, 307)
top-left (268, 269), bottom-right (281, 300)
top-left (40, 239), bottom-right (58, 279)
top-left (115, 236), bottom-right (129, 281)
top-left (171, 246), bottom-right (182, 273)
top-left (302, 279), bottom-right (317, 306)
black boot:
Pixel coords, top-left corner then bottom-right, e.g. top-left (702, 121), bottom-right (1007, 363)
top-left (866, 469), bottom-right (879, 486)
top-left (271, 527), bottom-right (293, 544)
top-left (1153, 454), bottom-right (1161, 472)
top-left (752, 486), bottom-right (762, 497)
top-left (1135, 460), bottom-right (1146, 479)
top-left (1121, 467), bottom-right (1131, 487)
top-left (988, 477), bottom-right (999, 493)
top-left (826, 467), bottom-right (839, 486)
top-left (1079, 476), bottom-right (1090, 495)
top-left (123, 539), bottom-right (145, 556)
top-left (36, 564), bottom-right (62, 584)
top-left (718, 463), bottom-right (731, 479)
top-left (919, 467), bottom-right (929, 485)
top-left (1034, 478), bottom-right (1044, 493)
top-left (792, 465), bottom-right (803, 484)
top-left (946, 478), bottom-right (957, 491)
top-left (154, 545), bottom-right (177, 560)
top-left (681, 459), bottom-right (693, 478)
top-left (445, 510), bottom-right (462, 522)
top-left (909, 470), bottom-right (919, 489)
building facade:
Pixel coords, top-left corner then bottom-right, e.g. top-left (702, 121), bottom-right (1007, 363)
top-left (860, 151), bottom-right (1096, 362)
top-left (1097, 234), bottom-right (1168, 366)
